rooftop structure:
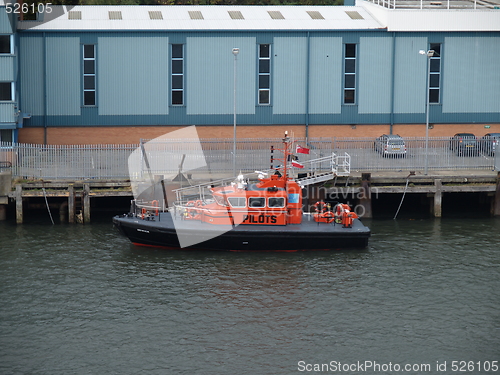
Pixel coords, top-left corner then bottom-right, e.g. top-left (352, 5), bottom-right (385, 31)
top-left (17, 5), bottom-right (383, 31)
top-left (13, 1), bottom-right (500, 32)
top-left (361, 0), bottom-right (500, 31)
top-left (364, 0), bottom-right (500, 9)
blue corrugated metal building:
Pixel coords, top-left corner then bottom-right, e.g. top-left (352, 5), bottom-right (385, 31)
top-left (1, 0), bottom-right (499, 143)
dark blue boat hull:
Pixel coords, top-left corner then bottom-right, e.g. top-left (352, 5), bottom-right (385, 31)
top-left (113, 212), bottom-right (370, 251)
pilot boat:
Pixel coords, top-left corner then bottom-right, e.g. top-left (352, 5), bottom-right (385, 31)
top-left (113, 132), bottom-right (370, 251)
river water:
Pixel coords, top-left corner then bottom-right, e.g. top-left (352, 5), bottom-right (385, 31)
top-left (1, 215), bottom-right (499, 375)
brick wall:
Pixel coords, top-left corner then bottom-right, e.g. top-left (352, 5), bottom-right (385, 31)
top-left (18, 123), bottom-right (500, 145)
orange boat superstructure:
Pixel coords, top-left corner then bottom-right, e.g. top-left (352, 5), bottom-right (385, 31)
top-left (181, 172), bottom-right (301, 226)
top-left (176, 131), bottom-right (357, 228)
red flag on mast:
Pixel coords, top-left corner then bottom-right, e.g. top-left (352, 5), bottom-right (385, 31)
top-left (291, 160), bottom-right (304, 168)
top-left (296, 145), bottom-right (310, 154)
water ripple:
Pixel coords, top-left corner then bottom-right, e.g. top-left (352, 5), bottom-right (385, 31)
top-left (1, 218), bottom-right (499, 374)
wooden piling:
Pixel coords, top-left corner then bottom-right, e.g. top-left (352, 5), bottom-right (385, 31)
top-left (0, 171), bottom-right (10, 220)
top-left (68, 184), bottom-right (75, 223)
top-left (359, 173), bottom-right (372, 219)
top-left (83, 183), bottom-right (90, 224)
top-left (15, 184), bottom-right (23, 224)
top-left (433, 179), bottom-right (442, 218)
top-left (493, 172), bottom-right (500, 217)
top-left (0, 204), bottom-right (6, 221)
top-left (59, 201), bottom-right (68, 223)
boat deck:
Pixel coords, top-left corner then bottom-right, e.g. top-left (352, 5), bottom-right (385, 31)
top-left (130, 212), bottom-right (369, 234)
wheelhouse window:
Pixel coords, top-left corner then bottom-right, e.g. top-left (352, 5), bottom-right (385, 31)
top-left (171, 44), bottom-right (184, 105)
top-left (258, 44), bottom-right (271, 105)
top-left (249, 197), bottom-right (265, 208)
top-left (83, 45), bottom-right (96, 106)
top-left (344, 43), bottom-right (356, 104)
top-left (0, 82), bottom-right (13, 101)
top-left (214, 195), bottom-right (227, 206)
top-left (268, 197), bottom-right (285, 208)
top-left (228, 197), bottom-right (246, 208)
top-left (429, 43), bottom-right (441, 104)
top-left (0, 35), bottom-right (13, 54)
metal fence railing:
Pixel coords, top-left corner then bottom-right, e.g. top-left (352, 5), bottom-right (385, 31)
top-left (364, 0), bottom-right (495, 10)
top-left (0, 137), bottom-right (498, 180)
top-left (0, 142), bottom-right (135, 180)
top-left (326, 137), bottom-right (498, 173)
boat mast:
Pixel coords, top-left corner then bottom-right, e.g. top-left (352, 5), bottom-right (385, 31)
top-left (281, 131), bottom-right (293, 178)
top-left (269, 131), bottom-right (293, 179)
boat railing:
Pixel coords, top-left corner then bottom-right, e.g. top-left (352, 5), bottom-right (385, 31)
top-left (335, 152), bottom-right (351, 176)
top-left (299, 152), bottom-right (351, 176)
top-left (172, 170), bottom-right (273, 203)
top-left (171, 201), bottom-right (185, 219)
top-left (172, 151), bottom-right (351, 201)
top-left (130, 199), bottom-right (166, 218)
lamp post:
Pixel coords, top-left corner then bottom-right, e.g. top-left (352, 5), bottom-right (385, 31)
top-left (419, 49), bottom-right (434, 175)
top-left (232, 48), bottom-right (239, 176)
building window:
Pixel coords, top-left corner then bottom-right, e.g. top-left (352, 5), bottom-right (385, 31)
top-left (258, 44), bottom-right (271, 105)
top-left (0, 35), bottom-right (13, 54)
top-left (0, 129), bottom-right (13, 143)
top-left (0, 82), bottom-right (13, 101)
top-left (429, 43), bottom-right (441, 104)
top-left (344, 44), bottom-right (356, 104)
top-left (171, 44), bottom-right (184, 106)
top-left (83, 45), bottom-right (96, 106)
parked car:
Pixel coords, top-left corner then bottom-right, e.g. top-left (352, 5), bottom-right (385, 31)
top-left (480, 133), bottom-right (500, 156)
top-left (449, 133), bottom-right (479, 156)
top-left (374, 134), bottom-right (407, 157)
